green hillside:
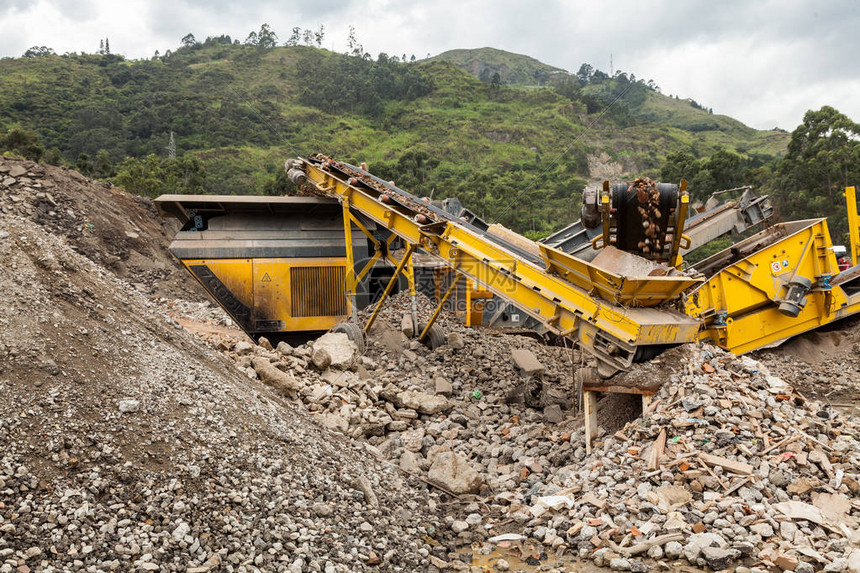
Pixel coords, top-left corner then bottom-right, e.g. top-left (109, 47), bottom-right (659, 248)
top-left (437, 48), bottom-right (788, 159)
top-left (0, 40), bottom-right (807, 237)
top-left (429, 47), bottom-right (568, 86)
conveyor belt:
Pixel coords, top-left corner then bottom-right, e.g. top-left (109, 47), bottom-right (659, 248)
top-left (294, 155), bottom-right (703, 375)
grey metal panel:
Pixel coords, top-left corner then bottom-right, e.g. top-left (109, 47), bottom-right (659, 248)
top-left (155, 194), bottom-right (342, 219)
top-left (160, 196), bottom-right (373, 261)
top-left (541, 220), bottom-right (601, 257)
top-left (169, 228), bottom-right (369, 260)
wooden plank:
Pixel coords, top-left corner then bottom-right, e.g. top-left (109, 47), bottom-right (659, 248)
top-left (698, 452), bottom-right (754, 475)
top-left (647, 429), bottom-right (666, 471)
top-left (584, 391), bottom-right (598, 454)
top-left (582, 384), bottom-right (656, 396)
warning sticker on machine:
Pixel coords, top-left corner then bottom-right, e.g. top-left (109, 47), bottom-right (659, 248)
top-left (771, 261), bottom-right (782, 273)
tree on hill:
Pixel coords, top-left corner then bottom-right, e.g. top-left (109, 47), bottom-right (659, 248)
top-left (22, 46), bottom-right (55, 58)
top-left (257, 24), bottom-right (278, 49)
top-left (0, 127), bottom-right (44, 161)
top-left (781, 106), bottom-right (860, 199)
top-left (94, 149), bottom-right (114, 178)
top-left (181, 33), bottom-right (200, 49)
top-left (113, 154), bottom-right (206, 197)
top-left (76, 152), bottom-right (93, 176)
top-left (775, 106), bottom-right (860, 239)
top-left (346, 25), bottom-right (363, 57)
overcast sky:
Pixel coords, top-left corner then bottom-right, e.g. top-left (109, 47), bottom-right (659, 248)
top-left (1, 0), bottom-right (858, 131)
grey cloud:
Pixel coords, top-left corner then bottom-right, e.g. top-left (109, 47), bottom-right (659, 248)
top-left (1, 0), bottom-right (96, 19)
top-left (0, 0), bottom-right (31, 15)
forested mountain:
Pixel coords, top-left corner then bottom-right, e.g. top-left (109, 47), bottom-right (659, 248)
top-left (1, 35), bottom-right (857, 240)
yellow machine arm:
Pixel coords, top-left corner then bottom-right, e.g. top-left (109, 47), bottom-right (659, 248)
top-left (288, 156), bottom-right (702, 375)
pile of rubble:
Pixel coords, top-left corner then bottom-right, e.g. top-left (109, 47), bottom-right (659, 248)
top-left (224, 293), bottom-right (860, 572)
top-left (0, 156), bottom-right (197, 299)
top-left (0, 215), bottom-right (452, 573)
top-left (523, 345), bottom-right (860, 573)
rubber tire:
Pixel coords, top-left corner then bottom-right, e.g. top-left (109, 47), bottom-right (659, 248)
top-left (419, 323), bottom-right (445, 350)
top-left (333, 322), bottom-right (366, 354)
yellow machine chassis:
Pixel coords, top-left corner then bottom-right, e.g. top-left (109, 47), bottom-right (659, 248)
top-left (688, 209), bottom-right (860, 354)
top-left (182, 257), bottom-right (349, 333)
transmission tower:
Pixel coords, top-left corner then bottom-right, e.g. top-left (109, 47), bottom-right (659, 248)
top-left (167, 132), bottom-right (176, 159)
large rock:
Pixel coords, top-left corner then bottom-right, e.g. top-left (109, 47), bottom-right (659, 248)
top-left (511, 348), bottom-right (545, 377)
top-left (397, 391), bottom-right (450, 415)
top-left (118, 399), bottom-right (140, 413)
top-left (434, 377), bottom-right (453, 396)
top-left (427, 451), bottom-right (483, 494)
top-left (318, 412), bottom-right (349, 433)
top-left (251, 357), bottom-right (300, 396)
top-left (8, 164), bottom-right (27, 178)
top-left (312, 332), bottom-right (356, 370)
top-left (543, 404), bottom-right (564, 424)
top-left (311, 347), bottom-right (331, 370)
top-left (700, 546), bottom-right (739, 570)
top-left (234, 340), bottom-right (255, 356)
top-left (401, 428), bottom-right (426, 452)
top-left (400, 313), bottom-right (414, 337)
top-left (447, 332), bottom-right (464, 350)
top-left (399, 451), bottom-right (422, 474)
top-left (683, 532), bottom-right (727, 563)
top-left (846, 548), bottom-right (860, 573)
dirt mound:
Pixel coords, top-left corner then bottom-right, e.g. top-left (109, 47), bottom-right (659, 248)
top-left (0, 155), bottom-right (200, 299)
top-left (754, 315), bottom-right (860, 411)
top-left (773, 330), bottom-right (849, 365)
top-left (0, 215), bottom-right (447, 571)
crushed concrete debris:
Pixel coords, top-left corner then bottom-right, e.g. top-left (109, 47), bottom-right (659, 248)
top-left (215, 297), bottom-right (860, 572)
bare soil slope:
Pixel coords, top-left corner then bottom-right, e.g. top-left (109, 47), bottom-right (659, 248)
top-left (0, 156), bottom-right (199, 299)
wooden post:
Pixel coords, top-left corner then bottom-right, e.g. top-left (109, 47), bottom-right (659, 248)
top-left (584, 391), bottom-right (598, 454)
top-left (641, 394), bottom-right (653, 412)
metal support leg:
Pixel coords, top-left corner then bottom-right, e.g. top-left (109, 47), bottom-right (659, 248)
top-left (419, 273), bottom-right (461, 341)
top-left (465, 280), bottom-right (473, 327)
top-left (407, 252), bottom-right (418, 334)
top-left (670, 183), bottom-right (690, 269)
top-left (846, 186), bottom-right (859, 266)
top-left (341, 200), bottom-right (358, 321)
top-left (364, 243), bottom-right (416, 334)
top-left (584, 391), bottom-right (598, 454)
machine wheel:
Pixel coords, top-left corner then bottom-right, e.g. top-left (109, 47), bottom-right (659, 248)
top-left (418, 323), bottom-right (445, 350)
top-left (333, 322), bottom-right (366, 354)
